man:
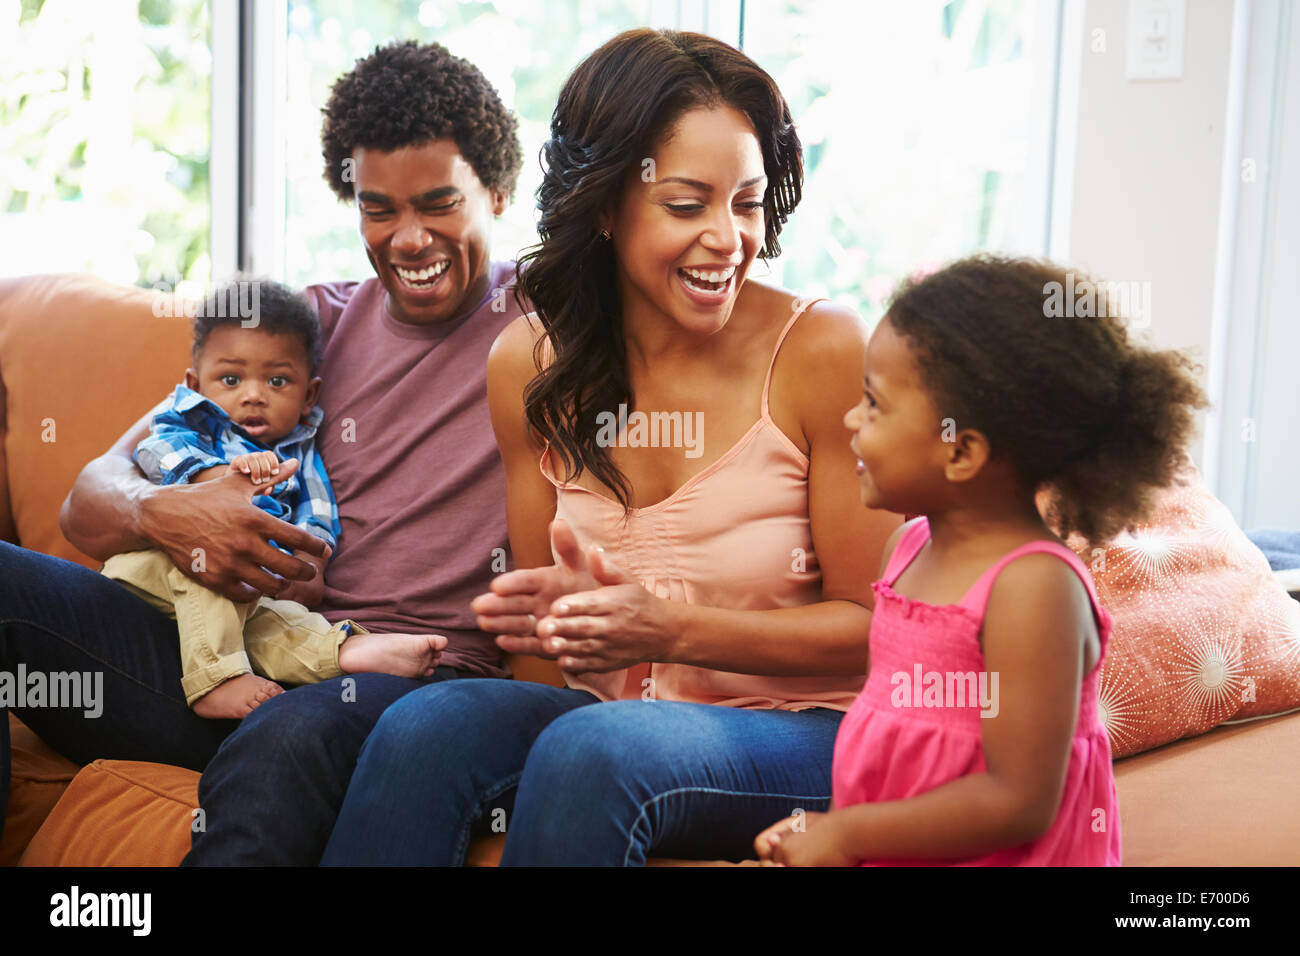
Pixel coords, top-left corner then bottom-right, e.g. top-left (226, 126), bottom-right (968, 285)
top-left (0, 40), bottom-right (526, 864)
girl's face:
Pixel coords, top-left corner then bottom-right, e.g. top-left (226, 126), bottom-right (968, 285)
top-left (605, 105), bottom-right (768, 336)
top-left (843, 315), bottom-right (952, 512)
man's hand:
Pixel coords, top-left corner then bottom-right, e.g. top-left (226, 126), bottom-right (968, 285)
top-left (138, 457), bottom-right (326, 603)
top-left (275, 544), bottom-right (331, 608)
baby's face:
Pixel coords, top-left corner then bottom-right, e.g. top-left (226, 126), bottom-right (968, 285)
top-left (186, 326), bottom-right (319, 445)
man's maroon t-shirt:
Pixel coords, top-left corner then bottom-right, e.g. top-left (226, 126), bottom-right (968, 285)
top-left (304, 262), bottom-right (524, 677)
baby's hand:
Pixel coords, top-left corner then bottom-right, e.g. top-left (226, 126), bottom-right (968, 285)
top-left (228, 451), bottom-right (282, 484)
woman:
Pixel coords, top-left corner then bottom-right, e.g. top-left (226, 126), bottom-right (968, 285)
top-left (320, 28), bottom-right (900, 865)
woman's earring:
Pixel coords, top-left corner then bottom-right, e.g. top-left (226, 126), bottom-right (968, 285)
top-left (598, 228), bottom-right (611, 241)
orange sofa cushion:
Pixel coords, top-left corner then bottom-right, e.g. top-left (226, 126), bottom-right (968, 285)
top-left (1113, 709), bottom-right (1300, 865)
top-left (20, 759), bottom-right (200, 866)
top-left (1, 713), bottom-right (80, 866)
top-left (21, 759), bottom-right (738, 866)
top-left (0, 274), bottom-right (191, 568)
top-left (24, 709), bottom-right (1300, 866)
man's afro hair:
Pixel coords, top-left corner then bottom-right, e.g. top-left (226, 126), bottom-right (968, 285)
top-left (321, 40), bottom-right (523, 202)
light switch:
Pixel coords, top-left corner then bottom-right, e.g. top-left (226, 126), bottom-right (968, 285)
top-left (1127, 0), bottom-right (1186, 80)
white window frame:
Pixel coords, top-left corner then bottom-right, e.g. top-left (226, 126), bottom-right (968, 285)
top-left (1207, 0), bottom-right (1299, 526)
top-left (1045, 0), bottom-right (1085, 260)
top-left (224, 1), bottom-right (1065, 279)
top-left (243, 0), bottom-right (288, 279)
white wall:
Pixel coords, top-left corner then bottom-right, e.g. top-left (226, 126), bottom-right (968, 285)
top-left (1065, 0), bottom-right (1237, 467)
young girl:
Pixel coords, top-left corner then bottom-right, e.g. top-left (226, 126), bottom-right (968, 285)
top-left (755, 254), bottom-right (1206, 866)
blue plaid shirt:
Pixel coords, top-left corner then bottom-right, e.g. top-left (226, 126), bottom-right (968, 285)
top-left (134, 384), bottom-right (340, 552)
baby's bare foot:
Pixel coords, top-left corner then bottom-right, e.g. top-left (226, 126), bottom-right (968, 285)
top-left (192, 673), bottom-right (284, 720)
top-left (338, 632), bottom-right (447, 678)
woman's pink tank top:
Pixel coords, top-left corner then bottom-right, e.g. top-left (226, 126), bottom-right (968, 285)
top-left (537, 298), bottom-right (865, 710)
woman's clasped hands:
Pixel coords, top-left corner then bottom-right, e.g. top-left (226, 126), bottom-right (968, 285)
top-left (471, 518), bottom-right (679, 673)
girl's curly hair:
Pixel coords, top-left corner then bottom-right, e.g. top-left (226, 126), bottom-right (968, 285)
top-left (320, 40), bottom-right (522, 201)
top-left (886, 254), bottom-right (1208, 546)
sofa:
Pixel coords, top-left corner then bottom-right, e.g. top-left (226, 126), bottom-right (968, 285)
top-left (3, 272), bottom-right (1299, 866)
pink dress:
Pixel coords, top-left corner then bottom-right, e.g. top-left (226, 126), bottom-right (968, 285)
top-left (831, 518), bottom-right (1123, 865)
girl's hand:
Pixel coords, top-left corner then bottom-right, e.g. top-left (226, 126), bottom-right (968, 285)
top-left (472, 519), bottom-right (602, 659)
top-left (754, 811), bottom-right (859, 867)
top-left (536, 554), bottom-right (676, 672)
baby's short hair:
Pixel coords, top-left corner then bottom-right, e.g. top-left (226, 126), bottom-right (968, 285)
top-left (191, 278), bottom-right (321, 375)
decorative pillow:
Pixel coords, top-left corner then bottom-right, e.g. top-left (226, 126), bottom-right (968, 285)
top-left (1042, 461), bottom-right (1300, 758)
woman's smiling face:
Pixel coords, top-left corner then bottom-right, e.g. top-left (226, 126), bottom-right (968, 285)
top-left (604, 105), bottom-right (768, 336)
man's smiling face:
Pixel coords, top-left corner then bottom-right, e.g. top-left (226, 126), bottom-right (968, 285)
top-left (352, 139), bottom-right (507, 326)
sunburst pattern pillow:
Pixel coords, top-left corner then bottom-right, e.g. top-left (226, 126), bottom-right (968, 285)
top-left (1041, 462), bottom-right (1300, 758)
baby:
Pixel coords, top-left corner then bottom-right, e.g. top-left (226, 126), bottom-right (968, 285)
top-left (101, 279), bottom-right (444, 719)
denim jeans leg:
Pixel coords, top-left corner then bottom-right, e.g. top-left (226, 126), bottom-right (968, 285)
top-left (0, 541), bottom-right (236, 832)
top-left (183, 669), bottom-right (461, 866)
top-left (320, 678), bottom-right (599, 866)
top-left (499, 700), bottom-right (844, 865)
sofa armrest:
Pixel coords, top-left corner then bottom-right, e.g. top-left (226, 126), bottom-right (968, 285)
top-left (0, 279), bottom-right (16, 543)
top-left (0, 273), bottom-right (190, 563)
top-left (0, 356), bottom-right (15, 545)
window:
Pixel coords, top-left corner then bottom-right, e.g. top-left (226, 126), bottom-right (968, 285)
top-left (2, 0), bottom-right (1061, 312)
top-left (0, 0), bottom-right (211, 287)
top-left (281, 0), bottom-right (658, 290)
top-left (743, 0), bottom-right (1055, 321)
top-left (272, 0), bottom-right (1057, 316)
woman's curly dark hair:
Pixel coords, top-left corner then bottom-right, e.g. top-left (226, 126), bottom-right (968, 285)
top-left (885, 254), bottom-right (1209, 546)
top-left (320, 40), bottom-right (522, 201)
top-left (519, 29), bottom-right (803, 511)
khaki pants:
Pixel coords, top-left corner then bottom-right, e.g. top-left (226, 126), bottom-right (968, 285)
top-left (101, 548), bottom-right (359, 706)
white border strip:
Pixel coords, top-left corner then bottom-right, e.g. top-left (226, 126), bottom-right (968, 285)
top-left (209, 0), bottom-right (239, 283)
top-left (1203, 0), bottom-right (1253, 492)
top-left (245, 0), bottom-right (287, 280)
top-left (1048, 0), bottom-right (1085, 261)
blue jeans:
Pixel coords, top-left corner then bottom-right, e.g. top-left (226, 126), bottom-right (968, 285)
top-left (320, 678), bottom-right (844, 866)
top-left (0, 540), bottom-right (236, 830)
top-left (183, 668), bottom-right (463, 865)
top-left (0, 540), bottom-right (450, 863)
